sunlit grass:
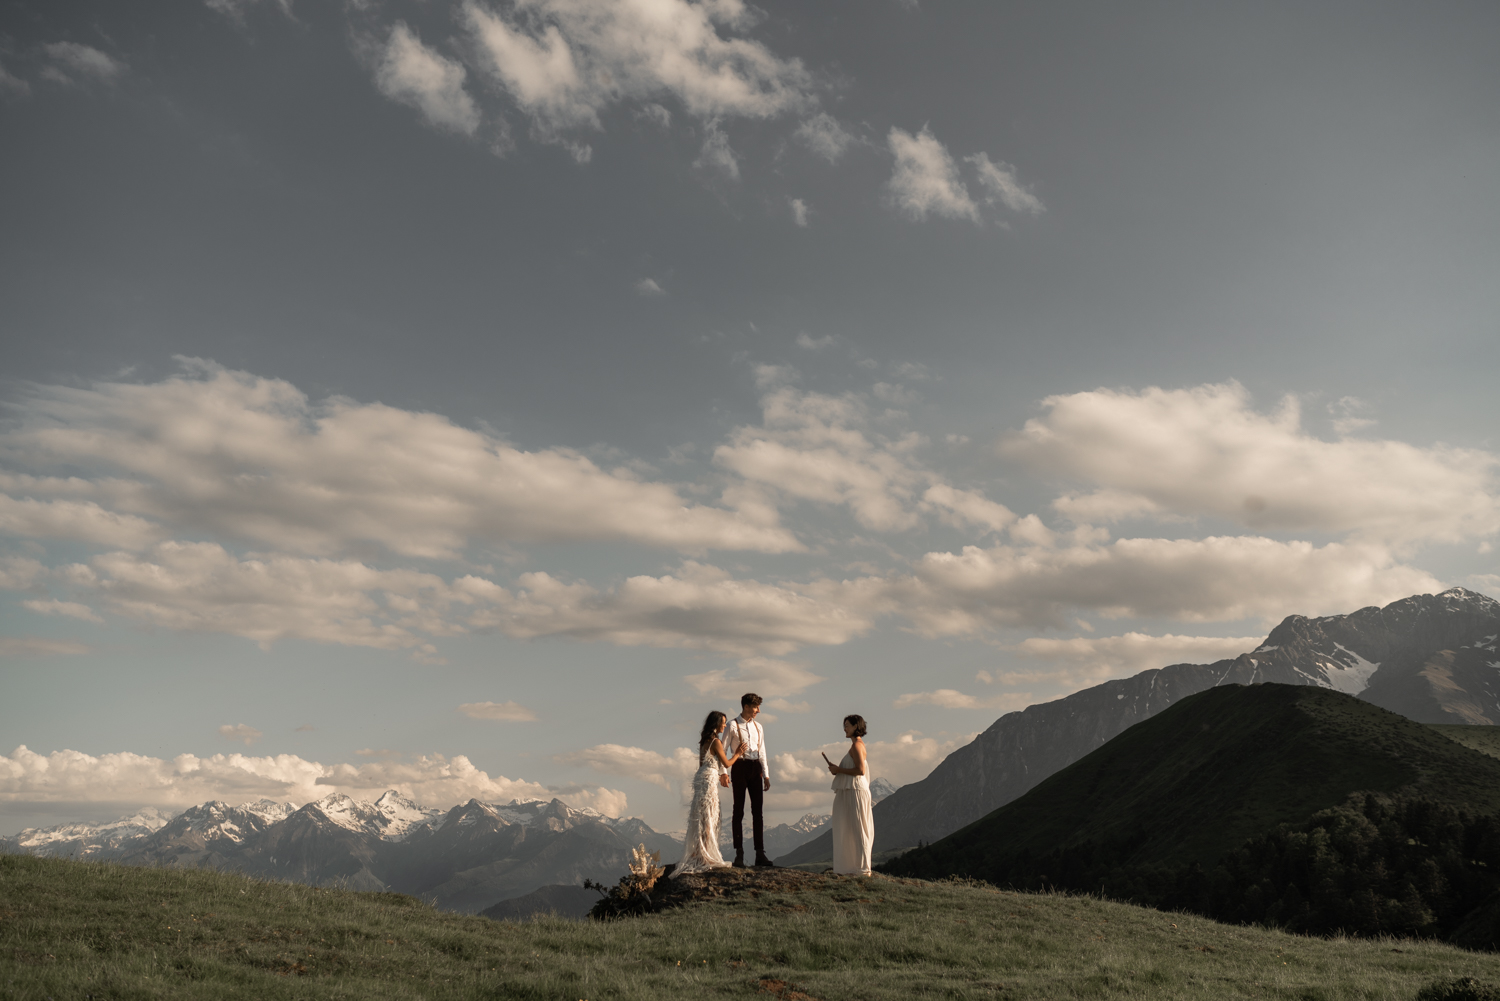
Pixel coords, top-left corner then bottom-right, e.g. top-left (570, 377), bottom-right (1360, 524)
top-left (4, 854), bottom-right (1499, 999)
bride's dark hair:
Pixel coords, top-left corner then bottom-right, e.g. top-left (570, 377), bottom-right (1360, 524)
top-left (699, 711), bottom-right (727, 760)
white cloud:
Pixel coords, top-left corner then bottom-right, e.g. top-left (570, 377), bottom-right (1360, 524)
top-left (0, 493), bottom-right (163, 549)
top-left (1000, 632), bottom-right (1260, 688)
top-left (0, 745), bottom-right (628, 817)
top-left (374, 23), bottom-right (482, 135)
top-left (635, 277), bottom-right (666, 296)
top-left (0, 556), bottom-right (47, 590)
top-left (462, 0), bottom-right (811, 136)
top-left (0, 637), bottom-right (91, 657)
top-left (478, 561), bottom-right (874, 656)
top-left (52, 544), bottom-right (868, 657)
top-left (920, 484), bottom-right (1015, 534)
top-left (683, 655), bottom-right (825, 699)
top-left (714, 386), bottom-right (929, 531)
top-left (790, 197), bottom-right (809, 227)
top-left (887, 534), bottom-right (1442, 633)
top-left (795, 112), bottom-right (855, 163)
top-left (21, 598), bottom-right (102, 623)
top-left (204, 0), bottom-right (293, 23)
top-left (694, 118), bottom-right (740, 179)
top-left (218, 724), bottom-right (263, 746)
top-left (886, 126), bottom-right (978, 223)
top-left (1005, 382), bottom-right (1500, 546)
top-left (2, 362), bottom-right (800, 558)
top-left (966, 152), bottom-right (1044, 215)
top-left (458, 700), bottom-right (538, 721)
top-left (42, 42), bottom-right (125, 85)
top-left (558, 743), bottom-right (699, 790)
top-left (0, 59), bottom-right (29, 97)
top-left (892, 689), bottom-right (1033, 711)
top-left (795, 333), bottom-right (833, 350)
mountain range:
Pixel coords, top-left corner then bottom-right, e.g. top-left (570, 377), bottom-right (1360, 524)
top-left (1, 791), bottom-right (686, 914)
top-left (779, 587), bottom-right (1500, 866)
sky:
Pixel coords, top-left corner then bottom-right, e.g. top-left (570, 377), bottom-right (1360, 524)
top-left (1, 0), bottom-right (1498, 836)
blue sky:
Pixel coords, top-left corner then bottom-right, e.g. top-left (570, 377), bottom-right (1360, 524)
top-left (2, 0), bottom-right (1497, 834)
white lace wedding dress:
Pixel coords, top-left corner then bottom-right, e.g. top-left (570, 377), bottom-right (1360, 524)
top-left (831, 752), bottom-right (873, 876)
top-left (674, 754), bottom-right (729, 875)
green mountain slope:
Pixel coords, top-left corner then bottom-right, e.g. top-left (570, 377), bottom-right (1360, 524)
top-left (885, 684), bottom-right (1500, 881)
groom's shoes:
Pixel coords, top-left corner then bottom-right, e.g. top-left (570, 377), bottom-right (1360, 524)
top-left (754, 854), bottom-right (776, 868)
top-left (732, 851), bottom-right (746, 868)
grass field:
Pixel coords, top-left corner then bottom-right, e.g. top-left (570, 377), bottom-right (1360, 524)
top-left (5, 854), bottom-right (1500, 1000)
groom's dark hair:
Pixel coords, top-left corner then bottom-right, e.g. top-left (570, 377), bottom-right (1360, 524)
top-left (741, 693), bottom-right (762, 708)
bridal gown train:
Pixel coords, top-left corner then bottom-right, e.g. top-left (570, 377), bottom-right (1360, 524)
top-left (831, 752), bottom-right (873, 876)
top-left (674, 757), bottom-right (730, 875)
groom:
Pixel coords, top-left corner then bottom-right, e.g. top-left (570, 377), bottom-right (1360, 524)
top-left (723, 692), bottom-right (774, 868)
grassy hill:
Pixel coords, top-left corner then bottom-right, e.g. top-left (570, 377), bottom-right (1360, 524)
top-left (7, 853), bottom-right (1500, 1000)
top-left (883, 685), bottom-right (1500, 945)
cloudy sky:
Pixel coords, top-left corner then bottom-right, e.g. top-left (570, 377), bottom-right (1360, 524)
top-left (2, 0), bottom-right (1498, 835)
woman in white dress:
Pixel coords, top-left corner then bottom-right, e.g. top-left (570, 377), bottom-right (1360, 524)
top-left (674, 711), bottom-right (744, 875)
top-left (826, 714), bottom-right (874, 876)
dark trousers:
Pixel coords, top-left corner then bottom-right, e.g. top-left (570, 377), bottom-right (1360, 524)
top-left (730, 758), bottom-right (765, 857)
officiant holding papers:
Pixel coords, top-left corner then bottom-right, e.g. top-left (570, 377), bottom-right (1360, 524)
top-left (825, 714), bottom-right (874, 876)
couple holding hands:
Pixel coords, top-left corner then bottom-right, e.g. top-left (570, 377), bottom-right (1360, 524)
top-left (675, 692), bottom-right (875, 877)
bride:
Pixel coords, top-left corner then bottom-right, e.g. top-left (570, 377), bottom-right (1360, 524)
top-left (674, 711), bottom-right (744, 875)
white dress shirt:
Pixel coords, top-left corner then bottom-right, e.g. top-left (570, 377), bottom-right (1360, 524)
top-left (723, 715), bottom-right (770, 781)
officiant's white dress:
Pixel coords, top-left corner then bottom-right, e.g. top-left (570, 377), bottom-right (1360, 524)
top-left (831, 753), bottom-right (873, 876)
top-left (674, 755), bottom-right (729, 875)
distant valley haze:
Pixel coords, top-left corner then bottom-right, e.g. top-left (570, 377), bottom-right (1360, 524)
top-left (1, 0), bottom-right (1498, 843)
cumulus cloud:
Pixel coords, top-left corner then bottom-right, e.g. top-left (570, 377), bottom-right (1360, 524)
top-left (204, 0), bottom-right (294, 24)
top-left (635, 277), bottom-right (666, 296)
top-left (558, 743), bottom-right (699, 790)
top-left (886, 534), bottom-right (1442, 633)
top-left (790, 197), bottom-right (809, 227)
top-left (920, 484), bottom-right (1015, 534)
top-left (694, 118), bottom-right (740, 179)
top-left (715, 386), bottom-right (930, 531)
top-left (461, 0), bottom-right (811, 137)
top-left (42, 42), bottom-right (125, 85)
top-left (458, 700), bottom-right (538, 721)
top-left (966, 152), bottom-right (1044, 215)
top-left (0, 493), bottom-right (163, 549)
top-left (48, 544), bottom-right (867, 657)
top-left (1005, 382), bottom-right (1500, 546)
top-left (21, 598), bottom-right (102, 623)
top-left (374, 23), bottom-right (482, 135)
top-left (1, 362), bottom-right (800, 558)
top-left (477, 561), bottom-right (874, 656)
top-left (794, 112), bottom-right (855, 163)
top-left (683, 655), bottom-right (825, 699)
top-left (0, 745), bottom-right (627, 817)
top-left (996, 632), bottom-right (1261, 688)
top-left (886, 126), bottom-right (978, 222)
top-left (892, 689), bottom-right (1034, 712)
top-left (0, 637), bottom-right (91, 657)
top-left (218, 724), bottom-right (263, 746)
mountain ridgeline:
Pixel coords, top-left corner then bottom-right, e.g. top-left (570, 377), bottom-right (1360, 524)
top-left (883, 683), bottom-right (1500, 947)
top-left (778, 587), bottom-right (1500, 866)
top-left (1, 792), bottom-right (682, 915)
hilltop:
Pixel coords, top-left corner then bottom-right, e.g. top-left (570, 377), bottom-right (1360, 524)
top-left (6, 851), bottom-right (1500, 1000)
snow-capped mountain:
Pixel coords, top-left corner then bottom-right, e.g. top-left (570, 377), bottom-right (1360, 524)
top-left (3, 790), bottom-right (684, 916)
top-left (781, 587), bottom-right (1500, 866)
top-left (2, 806), bottom-right (177, 859)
